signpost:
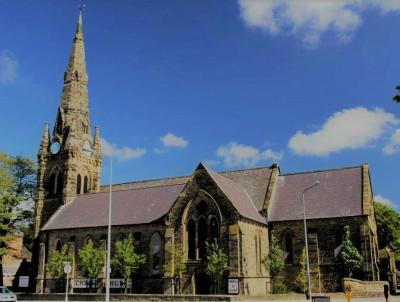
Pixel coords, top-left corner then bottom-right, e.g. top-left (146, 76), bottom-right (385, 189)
top-left (228, 279), bottom-right (239, 295)
top-left (64, 262), bottom-right (72, 302)
top-left (18, 276), bottom-right (29, 288)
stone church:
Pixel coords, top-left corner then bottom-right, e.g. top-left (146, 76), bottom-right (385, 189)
top-left (32, 12), bottom-right (381, 295)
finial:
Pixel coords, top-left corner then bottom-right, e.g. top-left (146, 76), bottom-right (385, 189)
top-left (78, 2), bottom-right (86, 24)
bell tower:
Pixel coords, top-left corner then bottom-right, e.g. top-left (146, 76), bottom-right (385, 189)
top-left (34, 11), bottom-right (102, 236)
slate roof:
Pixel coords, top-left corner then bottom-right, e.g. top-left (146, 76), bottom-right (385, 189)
top-left (43, 184), bottom-right (186, 230)
top-left (204, 166), bottom-right (266, 224)
top-left (42, 164), bottom-right (366, 231)
top-left (43, 165), bottom-right (272, 230)
top-left (268, 166), bottom-right (363, 222)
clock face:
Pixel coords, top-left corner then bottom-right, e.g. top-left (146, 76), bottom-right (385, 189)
top-left (83, 140), bottom-right (92, 156)
top-left (50, 141), bottom-right (61, 155)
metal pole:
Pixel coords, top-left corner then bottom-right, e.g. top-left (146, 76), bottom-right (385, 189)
top-left (302, 192), bottom-right (312, 300)
top-left (301, 181), bottom-right (319, 300)
top-left (105, 158), bottom-right (113, 302)
top-left (65, 271), bottom-right (69, 302)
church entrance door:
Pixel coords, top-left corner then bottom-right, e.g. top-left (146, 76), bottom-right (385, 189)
top-left (195, 270), bottom-right (211, 294)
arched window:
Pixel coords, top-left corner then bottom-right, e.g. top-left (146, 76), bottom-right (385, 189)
top-left (56, 113), bottom-right (63, 134)
top-left (150, 232), bottom-right (162, 274)
top-left (48, 173), bottom-right (56, 197)
top-left (56, 172), bottom-right (63, 195)
top-left (198, 217), bottom-right (207, 260)
top-left (84, 236), bottom-right (92, 246)
top-left (56, 239), bottom-right (62, 252)
top-left (209, 216), bottom-right (219, 243)
top-left (76, 174), bottom-right (81, 194)
top-left (187, 219), bottom-right (196, 260)
top-left (282, 231), bottom-right (294, 264)
top-left (83, 176), bottom-right (89, 193)
top-left (335, 226), bottom-right (344, 246)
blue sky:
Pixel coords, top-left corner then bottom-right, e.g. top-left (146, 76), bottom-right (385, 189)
top-left (1, 1), bottom-right (400, 209)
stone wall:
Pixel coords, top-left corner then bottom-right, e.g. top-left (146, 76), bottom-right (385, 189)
top-left (269, 216), bottom-right (375, 293)
top-left (38, 223), bottom-right (166, 294)
top-left (342, 278), bottom-right (388, 294)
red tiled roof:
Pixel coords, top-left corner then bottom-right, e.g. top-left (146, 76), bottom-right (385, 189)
top-left (268, 166), bottom-right (363, 222)
top-left (43, 184), bottom-right (185, 230)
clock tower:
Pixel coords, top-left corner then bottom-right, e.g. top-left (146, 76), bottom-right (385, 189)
top-left (34, 11), bottom-right (102, 236)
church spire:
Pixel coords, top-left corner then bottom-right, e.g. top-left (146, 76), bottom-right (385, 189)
top-left (54, 9), bottom-right (91, 149)
top-left (64, 9), bottom-right (87, 86)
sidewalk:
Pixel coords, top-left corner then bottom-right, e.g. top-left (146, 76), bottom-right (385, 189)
top-left (18, 298), bottom-right (400, 302)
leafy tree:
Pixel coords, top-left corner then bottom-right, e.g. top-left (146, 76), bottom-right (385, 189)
top-left (374, 202), bottom-right (400, 260)
top-left (163, 245), bottom-right (187, 294)
top-left (0, 152), bottom-right (36, 285)
top-left (264, 232), bottom-right (284, 289)
top-left (294, 247), bottom-right (307, 294)
top-left (48, 244), bottom-right (71, 279)
top-left (78, 239), bottom-right (105, 292)
top-left (111, 234), bottom-right (146, 293)
top-left (48, 244), bottom-right (71, 291)
top-left (205, 240), bottom-right (229, 294)
top-left (338, 225), bottom-right (363, 278)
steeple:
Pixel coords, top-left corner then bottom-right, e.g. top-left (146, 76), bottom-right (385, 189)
top-left (34, 9), bottom-right (102, 236)
top-left (53, 9), bottom-right (91, 150)
top-left (63, 10), bottom-right (88, 87)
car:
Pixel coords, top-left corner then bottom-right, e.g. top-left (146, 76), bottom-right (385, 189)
top-left (0, 287), bottom-right (16, 302)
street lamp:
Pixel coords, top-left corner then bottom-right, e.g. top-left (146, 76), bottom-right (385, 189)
top-left (105, 158), bottom-right (113, 302)
top-left (302, 180), bottom-right (319, 300)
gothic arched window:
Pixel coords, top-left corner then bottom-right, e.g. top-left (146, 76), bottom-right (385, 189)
top-left (282, 231), bottom-right (294, 264)
top-left (48, 173), bottom-right (56, 197)
top-left (209, 216), bottom-right (219, 243)
top-left (76, 174), bottom-right (81, 194)
top-left (56, 172), bottom-right (63, 195)
top-left (56, 239), bottom-right (62, 252)
top-left (187, 219), bottom-right (196, 260)
top-left (150, 232), bottom-right (162, 274)
top-left (83, 176), bottom-right (89, 193)
top-left (198, 217), bottom-right (207, 260)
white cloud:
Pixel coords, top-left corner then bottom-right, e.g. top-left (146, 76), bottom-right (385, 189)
top-left (160, 133), bottom-right (188, 148)
top-left (289, 107), bottom-right (398, 156)
top-left (0, 51), bottom-right (18, 84)
top-left (383, 128), bottom-right (400, 155)
top-left (217, 142), bottom-right (283, 167)
top-left (101, 138), bottom-right (146, 161)
top-left (375, 194), bottom-right (396, 208)
top-left (238, 0), bottom-right (400, 47)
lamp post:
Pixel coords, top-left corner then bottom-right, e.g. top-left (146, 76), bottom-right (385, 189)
top-left (105, 158), bottom-right (113, 302)
top-left (302, 180), bottom-right (320, 300)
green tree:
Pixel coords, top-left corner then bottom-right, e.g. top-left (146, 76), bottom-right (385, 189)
top-left (78, 240), bottom-right (105, 292)
top-left (48, 244), bottom-right (71, 291)
top-left (205, 240), bottom-right (229, 294)
top-left (163, 245), bottom-right (187, 294)
top-left (264, 232), bottom-right (285, 290)
top-left (0, 152), bottom-right (36, 285)
top-left (112, 234), bottom-right (146, 293)
top-left (294, 247), bottom-right (307, 294)
top-left (338, 225), bottom-right (363, 277)
top-left (374, 202), bottom-right (400, 260)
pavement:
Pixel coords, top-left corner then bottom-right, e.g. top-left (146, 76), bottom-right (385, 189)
top-left (17, 298), bottom-right (400, 302)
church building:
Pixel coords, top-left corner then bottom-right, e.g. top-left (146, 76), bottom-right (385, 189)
top-left (33, 12), bottom-right (380, 295)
